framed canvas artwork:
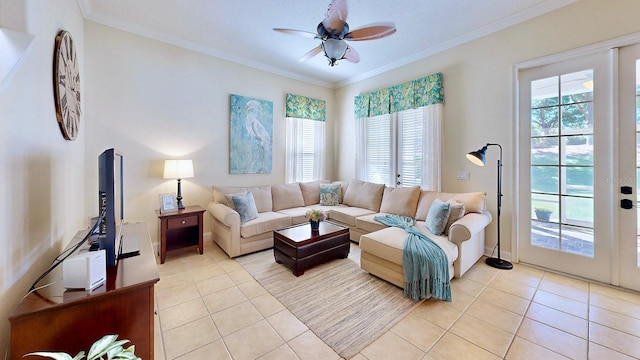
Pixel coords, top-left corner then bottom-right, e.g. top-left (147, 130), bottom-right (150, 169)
top-left (229, 94), bottom-right (273, 174)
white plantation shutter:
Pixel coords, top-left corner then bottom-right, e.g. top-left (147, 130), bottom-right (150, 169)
top-left (365, 114), bottom-right (394, 186)
top-left (397, 108), bottom-right (423, 187)
top-left (358, 106), bottom-right (442, 190)
top-left (286, 117), bottom-right (325, 183)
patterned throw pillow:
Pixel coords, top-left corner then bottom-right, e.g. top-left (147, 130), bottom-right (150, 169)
top-left (425, 198), bottom-right (451, 236)
top-left (232, 191), bottom-right (259, 224)
top-left (319, 184), bottom-right (341, 206)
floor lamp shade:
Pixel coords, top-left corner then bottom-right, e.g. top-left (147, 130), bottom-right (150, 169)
top-left (466, 143), bottom-right (513, 270)
top-left (163, 159), bottom-right (194, 209)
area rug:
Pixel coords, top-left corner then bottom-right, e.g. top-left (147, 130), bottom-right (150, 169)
top-left (236, 250), bottom-right (422, 359)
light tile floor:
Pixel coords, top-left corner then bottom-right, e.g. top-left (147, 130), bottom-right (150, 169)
top-left (154, 240), bottom-right (640, 359)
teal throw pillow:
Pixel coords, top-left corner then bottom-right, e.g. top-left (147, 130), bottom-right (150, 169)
top-left (319, 184), bottom-right (340, 206)
top-left (232, 191), bottom-right (259, 224)
top-left (425, 198), bottom-right (451, 236)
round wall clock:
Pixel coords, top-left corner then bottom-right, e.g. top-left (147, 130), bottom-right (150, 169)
top-left (53, 30), bottom-right (81, 140)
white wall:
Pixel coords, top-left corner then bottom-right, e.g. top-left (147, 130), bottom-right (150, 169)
top-left (334, 0), bottom-right (640, 258)
top-left (83, 22), bottom-right (334, 244)
top-left (0, 0), bottom-right (85, 355)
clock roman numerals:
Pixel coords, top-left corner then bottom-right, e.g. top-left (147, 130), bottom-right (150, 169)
top-left (53, 30), bottom-right (81, 141)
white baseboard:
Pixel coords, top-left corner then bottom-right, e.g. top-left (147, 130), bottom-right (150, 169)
top-left (484, 247), bottom-right (513, 262)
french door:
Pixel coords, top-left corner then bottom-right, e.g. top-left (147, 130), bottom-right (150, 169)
top-left (518, 45), bottom-right (640, 291)
top-left (517, 51), bottom-right (614, 284)
top-left (618, 43), bottom-right (640, 291)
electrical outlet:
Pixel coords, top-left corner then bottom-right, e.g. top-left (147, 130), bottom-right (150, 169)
top-left (456, 171), bottom-right (470, 181)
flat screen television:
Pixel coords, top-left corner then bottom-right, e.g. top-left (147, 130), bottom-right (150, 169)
top-left (98, 148), bottom-right (124, 266)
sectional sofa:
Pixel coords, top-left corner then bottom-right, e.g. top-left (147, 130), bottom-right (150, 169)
top-left (206, 179), bottom-right (492, 283)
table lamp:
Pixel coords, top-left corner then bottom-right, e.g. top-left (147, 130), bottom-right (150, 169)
top-left (163, 159), bottom-right (194, 209)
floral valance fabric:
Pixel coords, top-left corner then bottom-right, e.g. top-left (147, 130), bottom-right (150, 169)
top-left (286, 93), bottom-right (326, 121)
top-left (354, 72), bottom-right (444, 118)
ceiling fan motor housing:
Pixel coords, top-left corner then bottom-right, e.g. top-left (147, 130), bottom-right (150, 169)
top-left (317, 22), bottom-right (350, 40)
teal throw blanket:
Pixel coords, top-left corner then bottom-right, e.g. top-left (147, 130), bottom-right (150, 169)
top-left (374, 215), bottom-right (451, 301)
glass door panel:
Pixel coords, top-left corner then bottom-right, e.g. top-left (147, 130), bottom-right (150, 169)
top-left (518, 51), bottom-right (612, 283)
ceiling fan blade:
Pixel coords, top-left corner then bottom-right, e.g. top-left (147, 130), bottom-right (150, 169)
top-left (273, 28), bottom-right (318, 39)
top-left (322, 0), bottom-right (348, 34)
top-left (344, 45), bottom-right (360, 63)
top-left (345, 22), bottom-right (396, 41)
top-left (300, 45), bottom-right (323, 62)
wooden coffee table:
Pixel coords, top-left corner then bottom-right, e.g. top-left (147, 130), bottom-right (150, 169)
top-left (273, 221), bottom-right (350, 276)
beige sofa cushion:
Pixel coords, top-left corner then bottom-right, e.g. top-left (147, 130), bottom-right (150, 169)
top-left (359, 224), bottom-right (458, 267)
top-left (451, 192), bottom-right (486, 214)
top-left (272, 183), bottom-right (305, 211)
top-left (355, 214), bottom-right (388, 233)
top-left (380, 186), bottom-right (421, 218)
top-left (331, 180), bottom-right (349, 203)
top-left (415, 191), bottom-right (486, 220)
top-left (213, 185), bottom-right (273, 213)
top-left (342, 179), bottom-right (385, 212)
top-left (239, 211), bottom-right (291, 238)
top-left (329, 207), bottom-right (376, 226)
top-left (223, 192), bottom-right (244, 208)
top-left (299, 180), bottom-right (330, 206)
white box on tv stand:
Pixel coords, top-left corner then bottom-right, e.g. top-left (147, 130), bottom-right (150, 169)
top-left (63, 249), bottom-right (106, 290)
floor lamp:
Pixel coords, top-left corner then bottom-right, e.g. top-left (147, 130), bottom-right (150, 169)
top-left (466, 143), bottom-right (513, 270)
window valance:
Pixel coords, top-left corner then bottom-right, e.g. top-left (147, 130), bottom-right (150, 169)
top-left (354, 72), bottom-right (444, 118)
top-left (286, 93), bottom-right (326, 121)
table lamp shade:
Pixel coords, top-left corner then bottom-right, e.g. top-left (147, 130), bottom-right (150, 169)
top-left (163, 160), bottom-right (194, 179)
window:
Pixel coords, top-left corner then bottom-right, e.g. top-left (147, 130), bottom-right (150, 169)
top-left (284, 94), bottom-right (326, 183)
top-left (357, 107), bottom-right (440, 189)
top-left (285, 117), bottom-right (325, 183)
top-left (354, 73), bottom-right (444, 190)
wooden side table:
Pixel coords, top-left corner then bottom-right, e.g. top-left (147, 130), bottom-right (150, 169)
top-left (157, 205), bottom-right (205, 264)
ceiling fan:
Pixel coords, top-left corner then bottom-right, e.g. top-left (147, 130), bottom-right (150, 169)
top-left (274, 0), bottom-right (396, 67)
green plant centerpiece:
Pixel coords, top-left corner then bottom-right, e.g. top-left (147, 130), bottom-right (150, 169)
top-left (24, 334), bottom-right (139, 360)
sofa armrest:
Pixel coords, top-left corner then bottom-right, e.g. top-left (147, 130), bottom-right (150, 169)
top-left (207, 202), bottom-right (240, 228)
top-left (448, 210), bottom-right (492, 245)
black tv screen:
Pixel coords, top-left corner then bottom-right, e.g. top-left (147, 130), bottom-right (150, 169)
top-left (98, 148), bottom-right (124, 266)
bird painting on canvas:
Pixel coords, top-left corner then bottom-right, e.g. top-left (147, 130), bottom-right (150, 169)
top-left (229, 94), bottom-right (273, 174)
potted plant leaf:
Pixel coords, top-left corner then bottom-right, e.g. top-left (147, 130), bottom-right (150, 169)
top-left (24, 334), bottom-right (139, 360)
top-left (534, 207), bottom-right (552, 221)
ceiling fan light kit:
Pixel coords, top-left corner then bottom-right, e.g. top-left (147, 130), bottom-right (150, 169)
top-left (274, 0), bottom-right (396, 67)
top-left (322, 39), bottom-right (348, 66)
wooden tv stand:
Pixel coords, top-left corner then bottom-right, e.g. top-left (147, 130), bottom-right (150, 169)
top-left (9, 222), bottom-right (160, 359)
